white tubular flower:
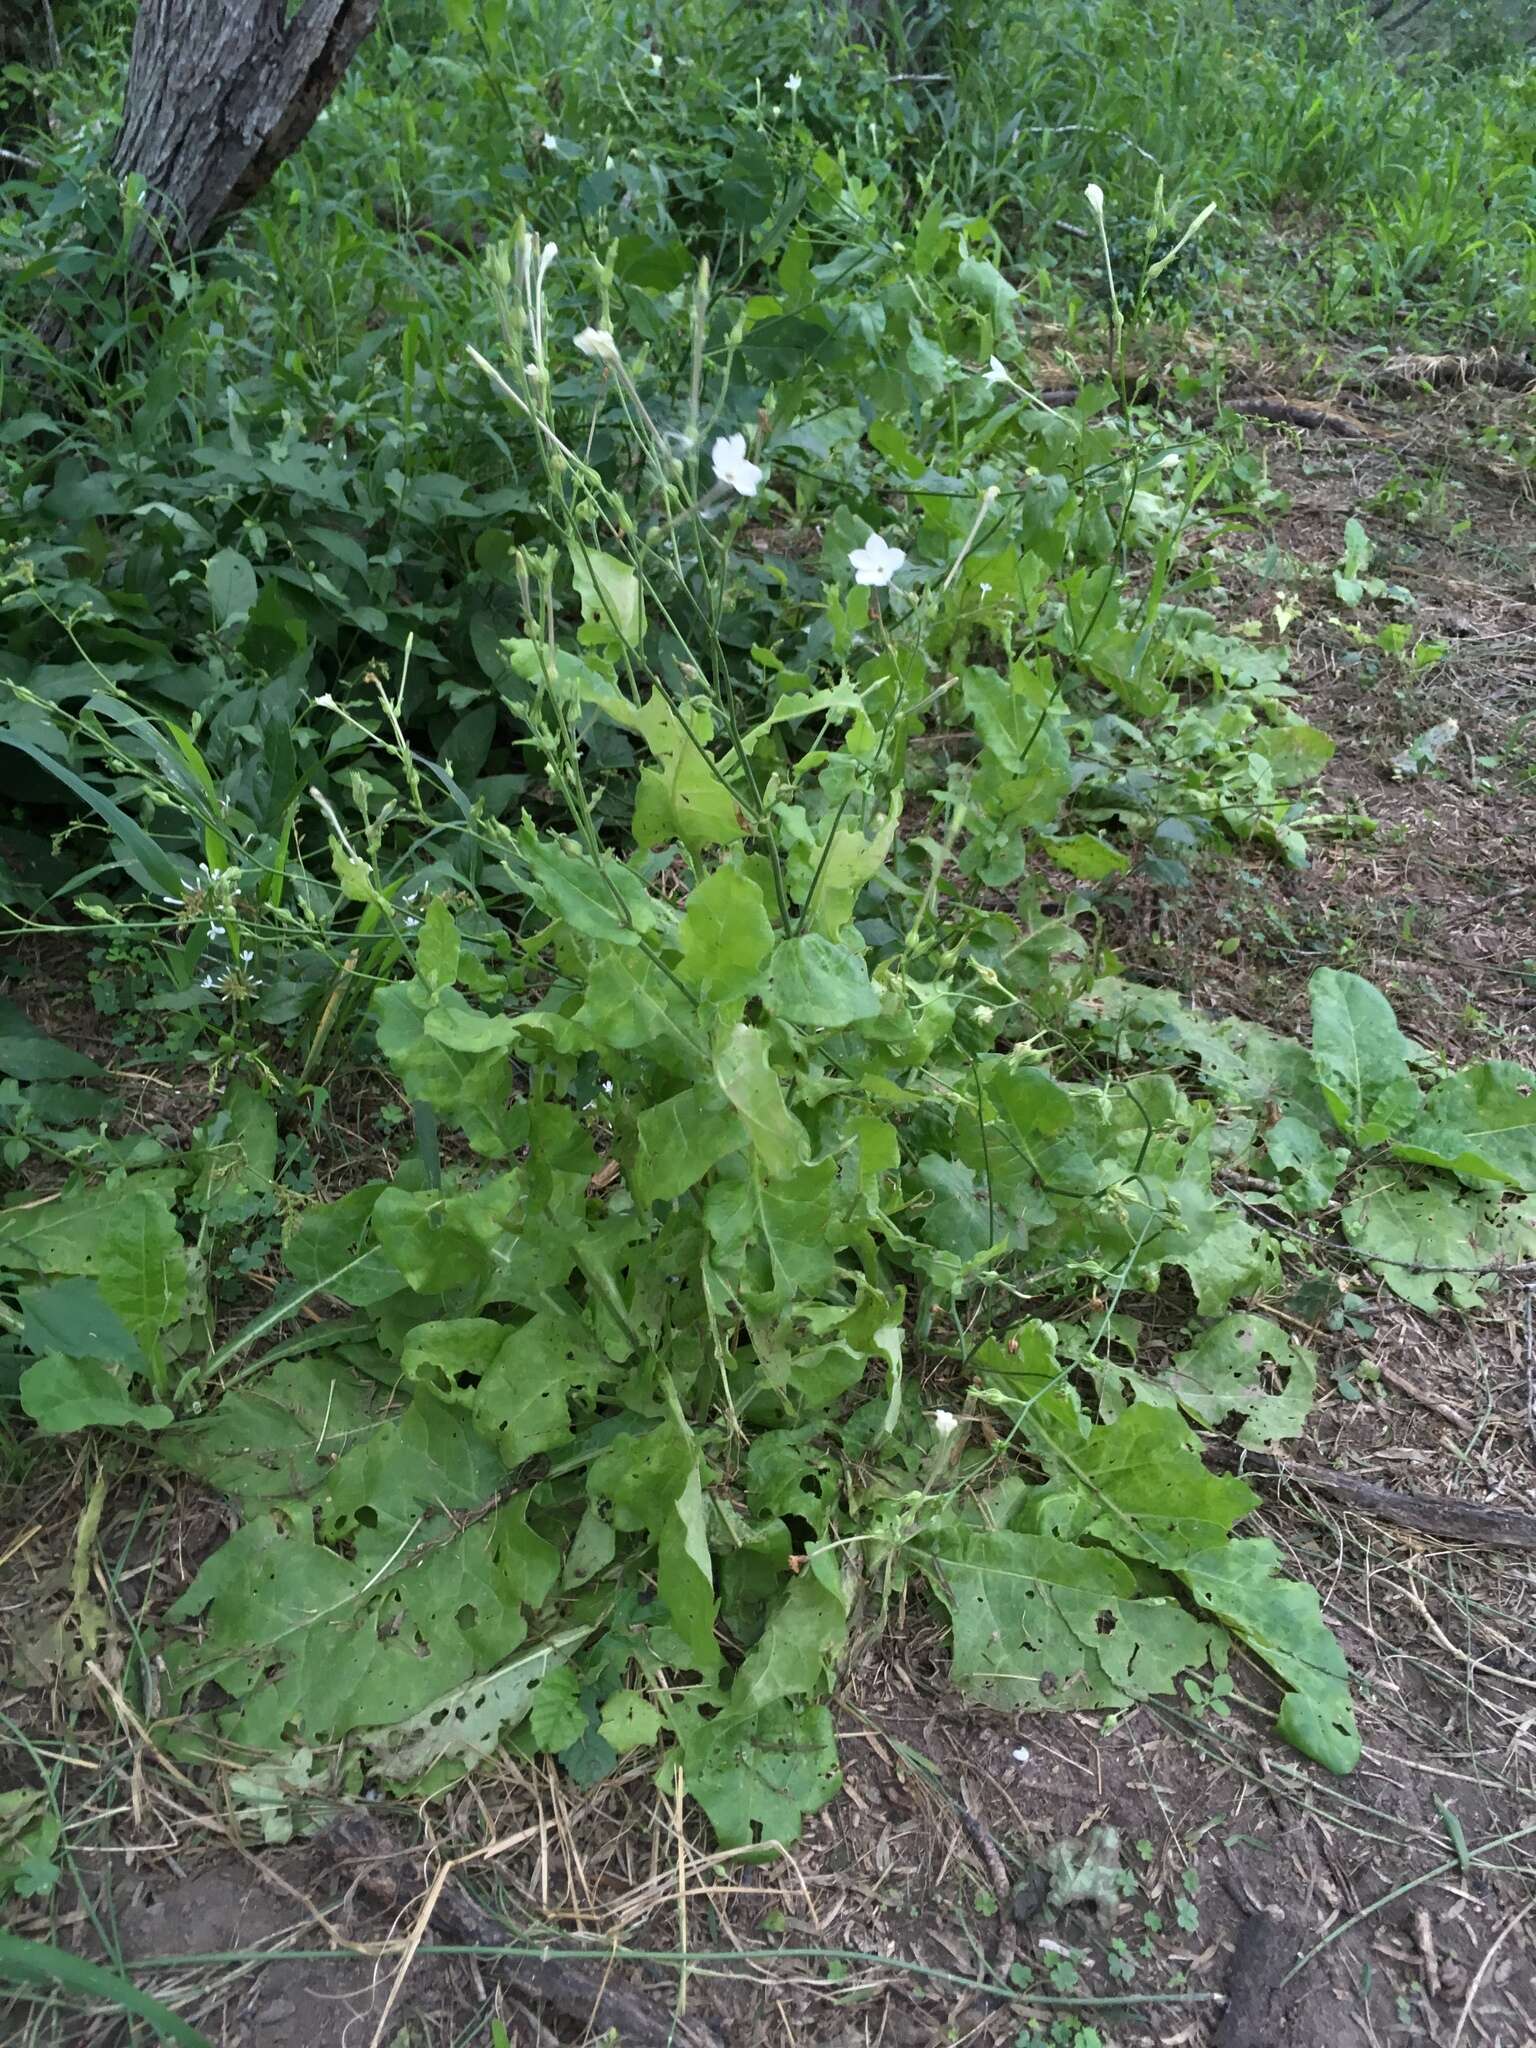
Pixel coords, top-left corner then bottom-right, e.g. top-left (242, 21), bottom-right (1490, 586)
top-left (933, 1409), bottom-right (960, 1439)
top-left (849, 533), bottom-right (907, 587)
top-left (1084, 181), bottom-right (1106, 217)
top-left (984, 355), bottom-right (1011, 386)
top-left (710, 431), bottom-right (764, 496)
top-left (786, 72), bottom-right (802, 93)
top-left (542, 133), bottom-right (562, 153)
top-left (575, 326), bottom-right (621, 367)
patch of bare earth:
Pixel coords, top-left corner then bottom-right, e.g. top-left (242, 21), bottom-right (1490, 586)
top-left (4, 387), bottom-right (1536, 2048)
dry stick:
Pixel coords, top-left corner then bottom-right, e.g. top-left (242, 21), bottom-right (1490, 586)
top-left (957, 1796), bottom-right (1018, 1990)
top-left (1283, 1819), bottom-right (1536, 1987)
top-left (1451, 1896), bottom-right (1536, 2047)
top-left (1210, 1445), bottom-right (1536, 1551)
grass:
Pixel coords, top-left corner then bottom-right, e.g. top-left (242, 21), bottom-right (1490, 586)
top-left (2, 2), bottom-right (1536, 2044)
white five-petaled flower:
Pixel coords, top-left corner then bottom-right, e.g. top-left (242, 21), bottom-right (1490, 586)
top-left (933, 1409), bottom-right (960, 1439)
top-left (849, 533), bottom-right (906, 587)
top-left (1084, 181), bottom-right (1105, 217)
top-left (786, 72), bottom-right (802, 93)
top-left (574, 325), bottom-right (621, 367)
top-left (542, 133), bottom-right (562, 153)
top-left (710, 431), bottom-right (763, 497)
top-left (984, 355), bottom-right (1011, 386)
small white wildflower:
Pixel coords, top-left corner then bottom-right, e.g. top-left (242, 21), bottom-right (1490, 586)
top-left (312, 692), bottom-right (338, 712)
top-left (1012, 1744), bottom-right (1032, 1765)
top-left (574, 325), bottom-right (621, 367)
top-left (786, 71), bottom-right (802, 93)
top-left (208, 922), bottom-right (225, 940)
top-left (1084, 181), bottom-right (1105, 217)
top-left (849, 533), bottom-right (906, 587)
top-left (974, 1005), bottom-right (995, 1027)
top-left (978, 581), bottom-right (993, 598)
top-left (933, 1409), bottom-right (960, 1439)
top-left (542, 133), bottom-right (562, 153)
top-left (404, 915), bottom-right (420, 929)
top-left (239, 949), bottom-right (254, 964)
top-left (200, 974), bottom-right (217, 991)
top-left (710, 431), bottom-right (763, 497)
top-left (984, 355), bottom-right (1010, 386)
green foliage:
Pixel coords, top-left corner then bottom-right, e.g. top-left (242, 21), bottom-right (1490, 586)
top-left (1, 0), bottom-right (1531, 1865)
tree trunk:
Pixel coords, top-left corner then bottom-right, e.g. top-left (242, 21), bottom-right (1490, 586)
top-left (110, 0), bottom-right (381, 262)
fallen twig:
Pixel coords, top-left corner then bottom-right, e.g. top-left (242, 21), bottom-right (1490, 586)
top-left (1214, 1445), bottom-right (1536, 1551)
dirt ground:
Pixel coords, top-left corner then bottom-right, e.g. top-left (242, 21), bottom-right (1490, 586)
top-left (2, 377), bottom-right (1535, 2048)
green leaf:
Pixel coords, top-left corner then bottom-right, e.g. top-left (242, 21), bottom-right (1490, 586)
top-left (1394, 1061), bottom-right (1536, 1190)
top-left (371, 1182), bottom-right (511, 1294)
top-left (206, 547), bottom-right (259, 630)
top-left (0, 735), bottom-right (190, 899)
top-left (159, 1358), bottom-right (386, 1505)
top-left (363, 1630), bottom-right (588, 1781)
top-left (677, 867), bottom-right (775, 1005)
top-left (630, 1080), bottom-right (742, 1206)
top-left (578, 947), bottom-right (705, 1067)
top-left (515, 826), bottom-right (663, 945)
top-left (730, 1570), bottom-right (849, 1719)
top-left (961, 659), bottom-right (1063, 780)
top-left (679, 1698), bottom-right (841, 1849)
top-left (714, 1025), bottom-right (810, 1179)
top-left (19, 1356), bottom-right (172, 1434)
top-left (955, 254), bottom-right (1018, 324)
top-left (924, 1524), bottom-right (1222, 1712)
top-left (599, 1690), bottom-right (663, 1753)
top-left (1309, 968), bottom-right (1415, 1135)
top-left (1178, 1538), bottom-right (1359, 1772)
top-left (1251, 722), bottom-right (1335, 787)
top-left (629, 692), bottom-right (744, 858)
top-left (468, 1309), bottom-right (601, 1465)
top-left (0, 1000), bottom-right (101, 1081)
top-left (1037, 1404), bottom-right (1256, 1565)
top-left (571, 546), bottom-right (645, 649)
top-left (528, 1663), bottom-right (588, 1752)
top-left (1041, 832), bottom-right (1130, 880)
top-left (763, 934), bottom-right (881, 1029)
top-left (19, 1278), bottom-right (142, 1366)
top-left (0, 1934), bottom-right (215, 2048)
top-left (1165, 1315), bottom-right (1317, 1447)
top-left (96, 1186), bottom-right (186, 1344)
top-left (1341, 1169), bottom-right (1518, 1313)
top-left (415, 900), bottom-right (461, 992)
top-left (590, 1423), bottom-right (720, 1674)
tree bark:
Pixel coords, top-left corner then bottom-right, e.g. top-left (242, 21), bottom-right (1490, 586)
top-left (109, 0), bottom-right (381, 262)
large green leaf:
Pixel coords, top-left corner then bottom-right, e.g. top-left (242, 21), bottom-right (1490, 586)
top-left (1394, 1061), bottom-right (1536, 1190)
top-left (1163, 1314), bottom-right (1317, 1447)
top-left (364, 1629), bottom-right (589, 1781)
top-left (714, 1025), bottom-right (810, 1178)
top-left (763, 934), bottom-right (881, 1029)
top-left (676, 866), bottom-right (775, 1005)
top-left (1309, 968), bottom-right (1416, 1136)
top-left (19, 1356), bottom-right (172, 1435)
top-left (924, 1524), bottom-right (1223, 1712)
top-left (630, 1080), bottom-right (742, 1206)
top-left (1342, 1168), bottom-right (1530, 1312)
top-left (678, 1698), bottom-right (842, 1850)
top-left (1178, 1539), bottom-right (1359, 1772)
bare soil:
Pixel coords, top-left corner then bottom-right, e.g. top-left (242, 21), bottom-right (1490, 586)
top-left (2, 382), bottom-right (1535, 2048)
